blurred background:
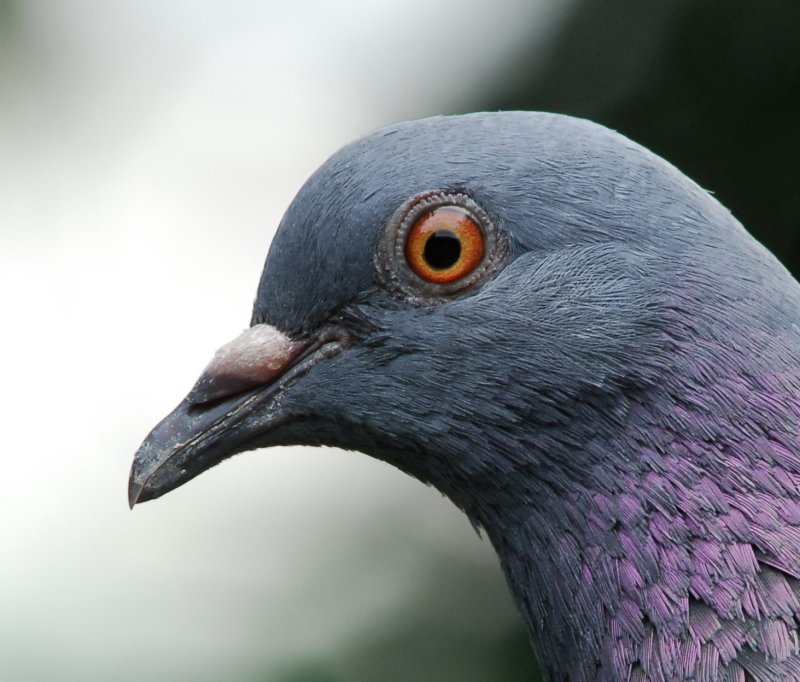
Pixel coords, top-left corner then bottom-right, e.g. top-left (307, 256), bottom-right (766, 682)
top-left (1, 1), bottom-right (798, 680)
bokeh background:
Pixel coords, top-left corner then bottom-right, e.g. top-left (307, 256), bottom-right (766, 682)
top-left (1, 1), bottom-right (798, 680)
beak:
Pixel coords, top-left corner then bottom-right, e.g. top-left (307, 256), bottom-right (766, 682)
top-left (128, 323), bottom-right (346, 508)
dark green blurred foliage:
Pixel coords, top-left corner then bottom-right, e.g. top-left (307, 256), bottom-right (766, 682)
top-left (255, 543), bottom-right (540, 682)
top-left (265, 626), bottom-right (533, 682)
top-left (0, 0), bottom-right (16, 39)
top-left (487, 0), bottom-right (800, 275)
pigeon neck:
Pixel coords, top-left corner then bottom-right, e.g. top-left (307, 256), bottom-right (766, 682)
top-left (476, 399), bottom-right (800, 682)
top-left (483, 490), bottom-right (638, 682)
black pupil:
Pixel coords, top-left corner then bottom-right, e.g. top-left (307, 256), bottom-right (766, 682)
top-left (423, 230), bottom-right (461, 270)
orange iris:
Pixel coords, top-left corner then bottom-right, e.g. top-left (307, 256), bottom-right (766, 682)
top-left (404, 206), bottom-right (485, 284)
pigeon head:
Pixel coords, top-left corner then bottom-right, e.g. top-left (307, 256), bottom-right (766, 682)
top-left (130, 112), bottom-right (800, 680)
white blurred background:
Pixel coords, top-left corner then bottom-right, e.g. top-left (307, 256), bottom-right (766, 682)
top-left (0, 1), bottom-right (569, 679)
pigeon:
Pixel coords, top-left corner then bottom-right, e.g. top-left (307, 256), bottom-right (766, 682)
top-left (129, 111), bottom-right (800, 681)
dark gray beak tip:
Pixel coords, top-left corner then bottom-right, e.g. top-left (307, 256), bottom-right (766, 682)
top-left (127, 394), bottom-right (253, 509)
top-left (128, 455), bottom-right (159, 509)
top-left (128, 475), bottom-right (144, 510)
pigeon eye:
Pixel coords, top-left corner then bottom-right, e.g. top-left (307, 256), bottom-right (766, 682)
top-left (405, 206), bottom-right (485, 284)
top-left (377, 190), bottom-right (507, 304)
